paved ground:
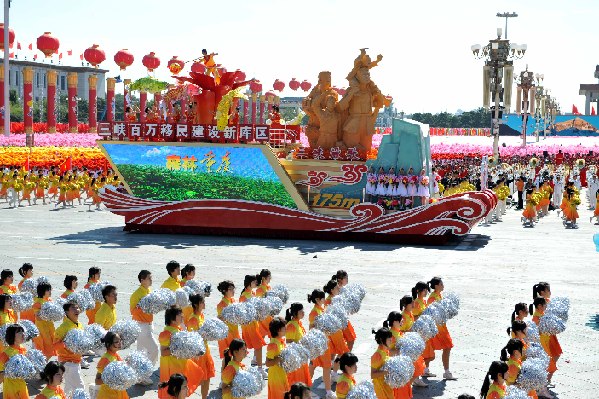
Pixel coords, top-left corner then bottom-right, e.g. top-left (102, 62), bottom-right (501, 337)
top-left (1, 193), bottom-right (598, 399)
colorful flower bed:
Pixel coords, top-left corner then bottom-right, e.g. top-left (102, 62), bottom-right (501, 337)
top-left (0, 133), bottom-right (101, 147)
top-left (7, 122), bottom-right (91, 133)
top-left (0, 146), bottom-right (107, 169)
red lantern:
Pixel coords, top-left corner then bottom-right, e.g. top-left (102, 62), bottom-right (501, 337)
top-left (273, 79), bottom-right (285, 92)
top-left (234, 70), bottom-right (246, 82)
top-left (114, 49), bottom-right (134, 71)
top-left (142, 52), bottom-right (160, 72)
top-left (289, 78), bottom-right (300, 91)
top-left (191, 61), bottom-right (206, 74)
top-left (249, 80), bottom-right (262, 93)
top-left (300, 80), bottom-right (312, 92)
top-left (36, 32), bottom-right (60, 58)
top-left (168, 56), bottom-right (185, 75)
top-left (0, 23), bottom-right (15, 50)
top-left (83, 44), bottom-right (106, 68)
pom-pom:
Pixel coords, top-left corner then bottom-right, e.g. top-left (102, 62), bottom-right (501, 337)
top-left (411, 315), bottom-right (438, 341)
top-left (101, 361), bottom-right (138, 390)
top-left (314, 313), bottom-right (343, 335)
top-left (67, 291), bottom-right (95, 311)
top-left (346, 381), bottom-right (376, 399)
top-left (11, 293), bottom-right (33, 312)
top-left (439, 294), bottom-right (460, 320)
top-left (185, 280), bottom-right (212, 297)
top-left (525, 321), bottom-right (540, 344)
top-left (546, 297), bottom-right (569, 322)
top-left (421, 303), bottom-right (447, 325)
top-left (26, 348), bottom-right (46, 373)
top-left (55, 297), bottom-right (68, 307)
top-left (137, 289), bottom-right (176, 314)
top-left (299, 329), bottom-right (328, 360)
top-left (198, 318), bottom-right (229, 341)
top-left (266, 284), bottom-right (290, 304)
top-left (398, 332), bottom-right (425, 361)
top-left (19, 278), bottom-right (39, 295)
top-left (264, 296), bottom-right (283, 317)
top-left (383, 355), bottom-right (415, 388)
top-left (280, 342), bottom-right (310, 372)
top-left (0, 325), bottom-right (7, 345)
top-left (538, 314), bottom-right (566, 336)
top-left (525, 342), bottom-right (550, 368)
top-left (86, 324), bottom-right (107, 351)
top-left (326, 304), bottom-right (348, 329)
top-left (37, 301), bottom-right (65, 322)
top-left (504, 386), bottom-right (529, 399)
top-left (341, 283), bottom-right (367, 302)
top-left (443, 291), bottom-right (460, 309)
top-left (516, 358), bottom-right (548, 391)
top-left (18, 320), bottom-right (39, 341)
top-left (125, 350), bottom-right (154, 380)
top-left (231, 366), bottom-right (265, 398)
top-left (64, 328), bottom-right (95, 354)
top-left (247, 297), bottom-right (270, 321)
top-left (88, 281), bottom-right (112, 303)
top-left (175, 288), bottom-right (191, 308)
top-left (221, 303), bottom-right (255, 325)
top-left (170, 331), bottom-right (206, 359)
top-left (71, 388), bottom-right (91, 399)
top-left (109, 320), bottom-right (141, 350)
top-left (4, 354), bottom-right (37, 379)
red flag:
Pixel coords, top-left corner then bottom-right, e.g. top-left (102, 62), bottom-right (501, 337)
top-left (59, 53), bottom-right (63, 60)
top-left (17, 42), bottom-right (21, 50)
top-left (67, 50), bottom-right (73, 56)
top-left (60, 157), bottom-right (72, 174)
top-left (9, 52), bottom-right (14, 58)
top-left (24, 156), bottom-right (30, 172)
top-left (80, 54), bottom-right (84, 61)
top-left (33, 54), bottom-right (37, 61)
top-left (28, 43), bottom-right (32, 50)
top-left (572, 105), bottom-right (580, 115)
top-left (593, 107), bottom-right (597, 116)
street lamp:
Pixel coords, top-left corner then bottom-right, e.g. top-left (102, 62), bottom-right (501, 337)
top-left (515, 67), bottom-right (535, 147)
top-left (496, 12), bottom-right (518, 39)
top-left (472, 28), bottom-right (526, 159)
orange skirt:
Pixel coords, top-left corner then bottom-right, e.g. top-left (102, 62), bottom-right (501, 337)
top-left (0, 187), bottom-right (7, 196)
top-left (312, 348), bottom-right (331, 368)
top-left (430, 324), bottom-right (453, 350)
top-left (35, 187), bottom-right (45, 198)
top-left (22, 190), bottom-right (32, 200)
top-left (218, 327), bottom-right (240, 359)
top-left (58, 192), bottom-right (66, 202)
top-left (393, 384), bottom-right (412, 399)
top-left (564, 205), bottom-right (578, 220)
top-left (287, 363), bottom-right (312, 386)
top-left (328, 330), bottom-right (349, 355)
top-left (19, 309), bottom-right (35, 322)
top-left (194, 345), bottom-right (215, 380)
top-left (158, 356), bottom-right (202, 399)
top-left (540, 198), bottom-right (550, 207)
top-left (422, 340), bottom-right (435, 359)
top-left (522, 206), bottom-right (536, 219)
top-left (594, 207), bottom-right (599, 217)
top-left (413, 356), bottom-right (425, 378)
top-left (258, 316), bottom-right (273, 338)
top-left (342, 320), bottom-right (357, 343)
top-left (241, 321), bottom-right (266, 350)
top-left (48, 186), bottom-right (58, 195)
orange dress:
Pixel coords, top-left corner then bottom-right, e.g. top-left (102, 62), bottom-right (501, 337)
top-left (33, 297), bottom-right (57, 358)
top-left (335, 373), bottom-right (355, 399)
top-left (532, 310), bottom-right (561, 374)
top-left (187, 312), bottom-right (216, 380)
top-left (180, 277), bottom-right (194, 324)
top-left (522, 194), bottom-right (537, 219)
top-left (158, 325), bottom-right (203, 398)
top-left (84, 279), bottom-right (101, 324)
top-left (255, 283), bottom-right (273, 338)
top-left (485, 382), bottom-right (506, 399)
top-left (0, 345), bottom-right (29, 399)
top-left (308, 305), bottom-right (331, 368)
top-left (217, 297), bottom-right (241, 359)
top-left (222, 360), bottom-right (245, 399)
top-left (35, 385), bottom-right (67, 399)
top-left (17, 279), bottom-right (35, 322)
top-left (390, 327), bottom-right (413, 399)
top-left (285, 319), bottom-right (311, 386)
top-left (0, 283), bottom-right (17, 294)
top-left (427, 292), bottom-right (453, 350)
top-left (371, 345), bottom-right (394, 399)
top-left (97, 351), bottom-right (128, 399)
top-left (266, 337), bottom-right (290, 399)
top-left (239, 289), bottom-right (266, 350)
top-left (325, 295), bottom-right (356, 344)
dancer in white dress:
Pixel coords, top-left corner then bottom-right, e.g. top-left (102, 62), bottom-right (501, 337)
top-left (417, 169), bottom-right (430, 206)
top-left (407, 167), bottom-right (417, 208)
top-left (366, 166), bottom-right (377, 200)
top-left (397, 168), bottom-right (408, 210)
top-left (375, 166), bottom-right (387, 197)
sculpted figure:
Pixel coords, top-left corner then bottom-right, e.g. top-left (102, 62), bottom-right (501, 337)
top-left (302, 71), bottom-right (338, 148)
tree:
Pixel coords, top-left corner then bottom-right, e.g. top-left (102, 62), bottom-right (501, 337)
top-left (410, 108), bottom-right (490, 128)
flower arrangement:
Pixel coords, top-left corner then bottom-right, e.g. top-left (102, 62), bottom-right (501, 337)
top-left (421, 176), bottom-right (429, 185)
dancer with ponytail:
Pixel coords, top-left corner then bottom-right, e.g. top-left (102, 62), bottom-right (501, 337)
top-left (187, 294), bottom-right (215, 399)
top-left (0, 324), bottom-right (30, 399)
top-left (500, 339), bottom-right (538, 399)
top-left (511, 303), bottom-right (529, 323)
top-left (266, 317), bottom-right (290, 399)
top-left (411, 282), bottom-right (429, 320)
top-left (384, 311), bottom-right (415, 398)
top-left (17, 263), bottom-right (35, 322)
top-left (533, 282), bottom-right (561, 391)
top-left (308, 289), bottom-right (335, 399)
top-left (95, 332), bottom-right (128, 399)
top-left (33, 282), bottom-right (57, 358)
top-left (427, 277), bottom-right (456, 380)
top-left (255, 269), bottom-right (273, 339)
top-left (285, 303), bottom-right (311, 386)
top-left (371, 327), bottom-right (395, 399)
top-left (84, 267), bottom-right (101, 325)
top-left (332, 270), bottom-right (357, 351)
top-left (158, 373), bottom-right (188, 399)
top-left (323, 279), bottom-right (349, 382)
top-left (480, 361), bottom-right (508, 399)
top-left (239, 275), bottom-right (267, 379)
top-left (222, 339), bottom-right (248, 399)
top-left (216, 280), bottom-right (241, 362)
top-left (335, 352), bottom-right (358, 399)
top-left (0, 270), bottom-right (16, 294)
top-left (180, 264), bottom-right (196, 323)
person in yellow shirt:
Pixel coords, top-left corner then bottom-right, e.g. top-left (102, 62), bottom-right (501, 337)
top-left (54, 302), bottom-right (85, 396)
top-left (285, 303), bottom-right (311, 387)
top-left (371, 328), bottom-right (394, 399)
top-left (0, 324), bottom-right (30, 398)
top-left (32, 282), bottom-right (57, 358)
top-left (130, 270), bottom-right (158, 385)
top-left (35, 361), bottom-right (67, 399)
top-left (0, 269), bottom-right (17, 294)
top-left (95, 285), bottom-right (118, 330)
top-left (335, 352), bottom-right (358, 399)
top-left (60, 275), bottom-right (78, 299)
top-left (17, 263), bottom-right (35, 323)
top-left (95, 332), bottom-right (128, 399)
top-left (157, 373), bottom-right (188, 399)
top-left (187, 294), bottom-right (215, 399)
top-left (161, 261), bottom-right (181, 291)
top-left (180, 264), bottom-right (196, 323)
top-left (265, 317), bottom-right (290, 399)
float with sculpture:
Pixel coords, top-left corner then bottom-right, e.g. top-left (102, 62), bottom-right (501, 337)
top-left (99, 50), bottom-right (496, 244)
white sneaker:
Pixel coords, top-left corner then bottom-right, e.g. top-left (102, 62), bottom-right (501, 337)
top-left (81, 359), bottom-right (90, 369)
top-left (330, 371), bottom-right (339, 382)
top-left (443, 370), bottom-right (457, 380)
top-left (412, 378), bottom-right (428, 387)
top-left (422, 368), bottom-right (436, 377)
top-left (325, 390), bottom-right (336, 399)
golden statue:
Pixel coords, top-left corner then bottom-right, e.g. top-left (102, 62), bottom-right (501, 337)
top-left (302, 71), bottom-right (338, 148)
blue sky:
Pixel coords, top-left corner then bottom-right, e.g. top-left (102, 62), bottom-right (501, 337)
top-left (4, 0), bottom-right (599, 113)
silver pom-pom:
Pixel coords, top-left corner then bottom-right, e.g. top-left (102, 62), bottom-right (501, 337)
top-left (18, 320), bottom-right (39, 341)
top-left (109, 320), bottom-right (141, 350)
top-left (526, 342), bottom-right (550, 368)
top-left (439, 296), bottom-right (459, 320)
top-left (88, 281), bottom-right (112, 303)
top-left (525, 321), bottom-right (540, 344)
top-left (19, 278), bottom-right (39, 295)
top-left (398, 332), bottom-right (425, 361)
top-left (538, 314), bottom-right (566, 336)
top-left (231, 366), bottom-right (265, 398)
top-left (326, 304), bottom-right (348, 329)
top-left (264, 296), bottom-right (283, 317)
top-left (198, 318), bottom-right (229, 341)
top-left (185, 280), bottom-right (212, 297)
top-left (546, 297), bottom-right (569, 322)
top-left (125, 350), bottom-right (154, 380)
top-left (0, 325), bottom-right (7, 345)
top-left (175, 288), bottom-right (191, 308)
top-left (86, 324), bottom-right (107, 351)
top-left (67, 291), bottom-right (95, 311)
top-left (4, 354), bottom-right (37, 379)
top-left (11, 292), bottom-right (33, 312)
top-left (55, 297), bottom-right (68, 307)
top-left (221, 303), bottom-right (255, 325)
top-left (280, 342), bottom-right (310, 372)
top-left (64, 328), bottom-right (95, 354)
top-left (170, 331), bottom-right (206, 359)
top-left (504, 385), bottom-right (529, 399)
top-left (516, 358), bottom-right (548, 391)
top-left (421, 303), bottom-right (447, 325)
top-left (383, 355), bottom-right (414, 388)
top-left (71, 388), bottom-right (91, 399)
top-left (137, 288), bottom-right (176, 314)
top-left (299, 329), bottom-right (328, 360)
top-left (411, 315), bottom-right (438, 341)
top-left (26, 348), bottom-right (46, 373)
top-left (38, 301), bottom-right (65, 322)
top-left (346, 380), bottom-right (376, 399)
top-left (266, 284), bottom-right (290, 304)
top-left (314, 313), bottom-right (342, 335)
top-left (247, 297), bottom-right (270, 321)
top-left (101, 360), bottom-right (138, 390)
top-left (341, 283), bottom-right (367, 302)
top-left (443, 292), bottom-right (460, 309)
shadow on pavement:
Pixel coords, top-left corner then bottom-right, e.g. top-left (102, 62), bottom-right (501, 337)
top-left (585, 314), bottom-right (599, 331)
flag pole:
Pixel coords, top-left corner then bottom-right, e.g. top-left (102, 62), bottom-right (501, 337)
top-left (3, 0), bottom-right (11, 136)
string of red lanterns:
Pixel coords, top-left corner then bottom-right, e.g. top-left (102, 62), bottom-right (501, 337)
top-left (142, 51), bottom-right (160, 72)
top-left (83, 44), bottom-right (106, 68)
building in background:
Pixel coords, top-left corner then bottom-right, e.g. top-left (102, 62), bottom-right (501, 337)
top-left (579, 65), bottom-right (599, 115)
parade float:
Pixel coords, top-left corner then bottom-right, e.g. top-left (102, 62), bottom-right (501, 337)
top-left (98, 50), bottom-right (496, 244)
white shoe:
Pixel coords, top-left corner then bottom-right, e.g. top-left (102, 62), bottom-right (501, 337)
top-left (330, 371), bottom-right (339, 382)
top-left (81, 359), bottom-right (90, 369)
top-left (422, 368), bottom-right (436, 377)
top-left (325, 390), bottom-right (336, 399)
top-left (443, 370), bottom-right (457, 380)
top-left (412, 378), bottom-right (428, 387)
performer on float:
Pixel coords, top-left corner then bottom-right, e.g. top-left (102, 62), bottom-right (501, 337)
top-left (366, 166), bottom-right (377, 202)
top-left (54, 302), bottom-right (86, 396)
top-left (398, 168), bottom-right (408, 210)
top-left (479, 361), bottom-right (508, 399)
top-left (187, 294), bottom-right (215, 399)
top-left (201, 49), bottom-right (220, 84)
top-left (334, 352), bottom-right (358, 399)
top-left (239, 275), bottom-right (267, 378)
top-left (417, 169), bottom-right (430, 207)
top-left (407, 167), bottom-right (417, 208)
top-left (375, 167), bottom-right (387, 198)
top-left (285, 303), bottom-right (311, 387)
top-left (266, 317), bottom-right (290, 399)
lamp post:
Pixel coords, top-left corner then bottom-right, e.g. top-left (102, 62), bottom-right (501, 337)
top-left (472, 28), bottom-right (526, 159)
top-left (3, 0), bottom-right (12, 136)
top-left (532, 74), bottom-right (544, 142)
top-left (496, 12), bottom-right (518, 39)
top-left (515, 68), bottom-right (535, 147)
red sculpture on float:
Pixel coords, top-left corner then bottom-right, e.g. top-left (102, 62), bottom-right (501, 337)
top-left (167, 56), bottom-right (185, 75)
top-left (234, 70), bottom-right (246, 82)
top-left (0, 24), bottom-right (15, 50)
top-left (300, 80), bottom-right (312, 91)
top-left (84, 44), bottom-right (106, 68)
top-left (273, 79), bottom-right (285, 91)
top-left (289, 78), bottom-right (300, 91)
top-left (191, 61), bottom-right (206, 74)
top-left (114, 49), bottom-right (134, 71)
top-left (36, 32), bottom-right (60, 58)
top-left (142, 52), bottom-right (160, 72)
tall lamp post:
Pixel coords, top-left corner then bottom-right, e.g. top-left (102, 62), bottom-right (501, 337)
top-left (496, 12), bottom-right (518, 39)
top-left (472, 28), bottom-right (526, 159)
top-left (532, 74), bottom-right (544, 142)
top-left (515, 68), bottom-right (535, 147)
top-left (3, 0), bottom-right (12, 136)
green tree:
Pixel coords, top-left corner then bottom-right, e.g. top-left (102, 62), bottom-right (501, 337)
top-left (410, 107), bottom-right (490, 128)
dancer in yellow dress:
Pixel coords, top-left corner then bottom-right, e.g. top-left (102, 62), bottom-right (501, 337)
top-left (371, 327), bottom-right (394, 399)
top-left (217, 280), bottom-right (241, 362)
top-left (384, 311), bottom-right (413, 399)
top-left (84, 267), bottom-right (102, 325)
top-left (307, 289), bottom-right (334, 399)
top-left (33, 282), bottom-right (57, 358)
top-left (0, 324), bottom-right (30, 399)
top-left (0, 294), bottom-right (17, 353)
top-left (60, 275), bottom-right (78, 299)
top-left (19, 175), bottom-right (34, 206)
top-left (0, 270), bottom-right (17, 294)
top-left (332, 270), bottom-right (357, 351)
top-left (201, 49), bottom-right (220, 84)
top-left (54, 302), bottom-right (86, 396)
top-left (335, 352), bottom-right (358, 399)
top-left (266, 317), bottom-right (290, 399)
top-left (187, 294), bottom-right (215, 399)
top-left (180, 264), bottom-right (196, 323)
top-left (17, 263), bottom-right (35, 322)
top-left (255, 269), bottom-right (273, 339)
top-left (35, 361), bottom-right (67, 399)
top-left (285, 303), bottom-right (311, 387)
top-left (221, 339), bottom-right (248, 399)
top-left (427, 277), bottom-right (456, 380)
top-left (95, 332), bottom-right (128, 399)
top-left (239, 275), bottom-right (266, 376)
